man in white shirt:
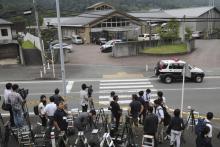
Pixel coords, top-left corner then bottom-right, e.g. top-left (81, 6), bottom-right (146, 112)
top-left (45, 96), bottom-right (57, 127)
top-left (3, 83), bottom-right (15, 126)
top-left (80, 84), bottom-right (88, 112)
top-left (204, 112), bottom-right (213, 141)
top-left (154, 99), bottom-right (165, 143)
top-left (38, 95), bottom-right (47, 127)
top-left (144, 88), bottom-right (151, 102)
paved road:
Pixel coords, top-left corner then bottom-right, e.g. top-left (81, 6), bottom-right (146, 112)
top-left (1, 76), bottom-right (220, 118)
top-left (68, 39), bottom-right (220, 69)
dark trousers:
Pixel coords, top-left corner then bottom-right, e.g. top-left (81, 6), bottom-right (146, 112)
top-left (112, 114), bottom-right (120, 128)
top-left (139, 109), bottom-right (146, 124)
top-left (9, 108), bottom-right (15, 126)
top-left (40, 116), bottom-right (47, 127)
top-left (82, 105), bottom-right (88, 112)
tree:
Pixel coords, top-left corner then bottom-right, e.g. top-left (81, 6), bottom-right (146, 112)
top-left (41, 28), bottom-right (57, 49)
top-left (185, 27), bottom-right (192, 40)
top-left (158, 19), bottom-right (179, 43)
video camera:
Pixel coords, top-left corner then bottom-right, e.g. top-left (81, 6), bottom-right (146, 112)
top-left (18, 88), bottom-right (29, 99)
top-left (87, 85), bottom-right (93, 97)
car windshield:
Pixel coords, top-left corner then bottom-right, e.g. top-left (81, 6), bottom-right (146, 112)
top-left (105, 41), bottom-right (114, 45)
top-left (76, 37), bottom-right (81, 39)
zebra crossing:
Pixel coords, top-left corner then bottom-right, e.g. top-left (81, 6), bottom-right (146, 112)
top-left (98, 78), bottom-right (158, 110)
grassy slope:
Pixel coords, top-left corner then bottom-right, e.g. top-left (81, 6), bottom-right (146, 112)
top-left (21, 40), bottom-right (36, 49)
top-left (142, 43), bottom-right (187, 54)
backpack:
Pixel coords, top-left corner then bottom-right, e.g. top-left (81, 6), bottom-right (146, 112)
top-left (195, 118), bottom-right (208, 136)
top-left (159, 106), bottom-right (171, 126)
top-left (33, 105), bottom-right (39, 115)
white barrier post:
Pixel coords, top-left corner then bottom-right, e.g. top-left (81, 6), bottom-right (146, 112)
top-left (47, 61), bottom-right (51, 70)
top-left (51, 132), bottom-right (56, 147)
top-left (146, 64), bottom-right (148, 72)
top-left (40, 70), bottom-right (43, 78)
top-left (43, 64), bottom-right (46, 74)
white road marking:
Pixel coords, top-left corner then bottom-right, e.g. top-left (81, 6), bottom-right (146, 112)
top-left (99, 93), bottom-right (158, 99)
top-left (99, 99), bottom-right (156, 105)
top-left (100, 79), bottom-right (149, 82)
top-left (98, 89), bottom-right (158, 94)
top-left (100, 82), bottom-right (151, 86)
top-left (66, 81), bottom-right (74, 93)
top-left (100, 85), bottom-right (153, 89)
top-left (158, 87), bottom-right (220, 91)
top-left (0, 80), bottom-right (62, 84)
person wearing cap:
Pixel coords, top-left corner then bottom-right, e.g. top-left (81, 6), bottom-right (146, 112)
top-left (74, 109), bottom-right (96, 131)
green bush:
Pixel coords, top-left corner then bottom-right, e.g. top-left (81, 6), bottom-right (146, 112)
top-left (21, 40), bottom-right (36, 49)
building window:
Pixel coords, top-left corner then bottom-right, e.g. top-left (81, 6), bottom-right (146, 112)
top-left (1, 29), bottom-right (8, 36)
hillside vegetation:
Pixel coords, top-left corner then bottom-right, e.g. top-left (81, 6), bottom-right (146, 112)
top-left (0, 0), bottom-right (219, 23)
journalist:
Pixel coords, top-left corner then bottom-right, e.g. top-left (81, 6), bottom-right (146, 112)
top-left (8, 84), bottom-right (25, 128)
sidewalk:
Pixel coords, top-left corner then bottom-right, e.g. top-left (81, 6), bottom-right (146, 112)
top-left (1, 114), bottom-right (220, 147)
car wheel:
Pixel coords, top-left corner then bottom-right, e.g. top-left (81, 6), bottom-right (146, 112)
top-left (195, 75), bottom-right (203, 83)
top-left (164, 76), bottom-right (172, 84)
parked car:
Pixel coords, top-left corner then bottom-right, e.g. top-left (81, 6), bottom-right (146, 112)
top-left (51, 43), bottom-right (73, 53)
top-left (154, 59), bottom-right (205, 83)
top-left (100, 39), bottom-right (122, 53)
top-left (138, 34), bottom-right (150, 41)
top-left (72, 35), bottom-right (83, 44)
top-left (192, 31), bottom-right (203, 39)
top-left (94, 37), bottom-right (107, 45)
top-left (151, 33), bottom-right (160, 40)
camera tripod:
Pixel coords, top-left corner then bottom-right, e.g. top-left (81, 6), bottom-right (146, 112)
top-left (185, 109), bottom-right (196, 132)
top-left (95, 108), bottom-right (107, 129)
top-left (115, 116), bottom-right (137, 147)
top-left (74, 131), bottom-right (88, 147)
top-left (0, 113), bottom-right (18, 147)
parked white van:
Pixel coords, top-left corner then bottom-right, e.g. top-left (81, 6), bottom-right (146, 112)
top-left (72, 35), bottom-right (83, 44)
top-left (138, 34), bottom-right (150, 41)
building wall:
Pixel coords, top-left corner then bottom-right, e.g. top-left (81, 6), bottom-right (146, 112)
top-left (0, 25), bottom-right (12, 40)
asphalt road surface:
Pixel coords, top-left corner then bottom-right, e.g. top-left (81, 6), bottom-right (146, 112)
top-left (1, 76), bottom-right (220, 118)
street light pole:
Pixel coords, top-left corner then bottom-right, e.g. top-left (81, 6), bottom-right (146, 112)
top-left (33, 0), bottom-right (46, 74)
top-left (55, 0), bottom-right (66, 97)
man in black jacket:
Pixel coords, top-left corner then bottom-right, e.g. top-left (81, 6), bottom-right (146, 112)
top-left (144, 106), bottom-right (158, 147)
top-left (110, 95), bottom-right (122, 130)
top-left (167, 109), bottom-right (185, 147)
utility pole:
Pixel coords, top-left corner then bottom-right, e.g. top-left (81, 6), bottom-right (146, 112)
top-left (55, 0), bottom-right (66, 97)
top-left (182, 15), bottom-right (186, 42)
top-left (33, 0), bottom-right (46, 74)
top-left (208, 0), bottom-right (215, 38)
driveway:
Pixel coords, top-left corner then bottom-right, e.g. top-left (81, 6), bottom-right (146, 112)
top-left (68, 40), bottom-right (220, 69)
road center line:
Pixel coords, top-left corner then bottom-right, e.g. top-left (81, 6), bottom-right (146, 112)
top-left (158, 87), bottom-right (220, 91)
top-left (100, 82), bottom-right (151, 86)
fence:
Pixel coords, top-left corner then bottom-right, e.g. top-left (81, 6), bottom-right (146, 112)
top-left (23, 33), bottom-right (44, 51)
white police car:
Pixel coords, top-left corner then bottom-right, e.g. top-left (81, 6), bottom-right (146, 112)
top-left (154, 59), bottom-right (205, 84)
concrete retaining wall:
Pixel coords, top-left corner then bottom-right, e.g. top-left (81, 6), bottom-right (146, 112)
top-left (23, 49), bottom-right (42, 65)
top-left (112, 39), bottom-right (194, 57)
